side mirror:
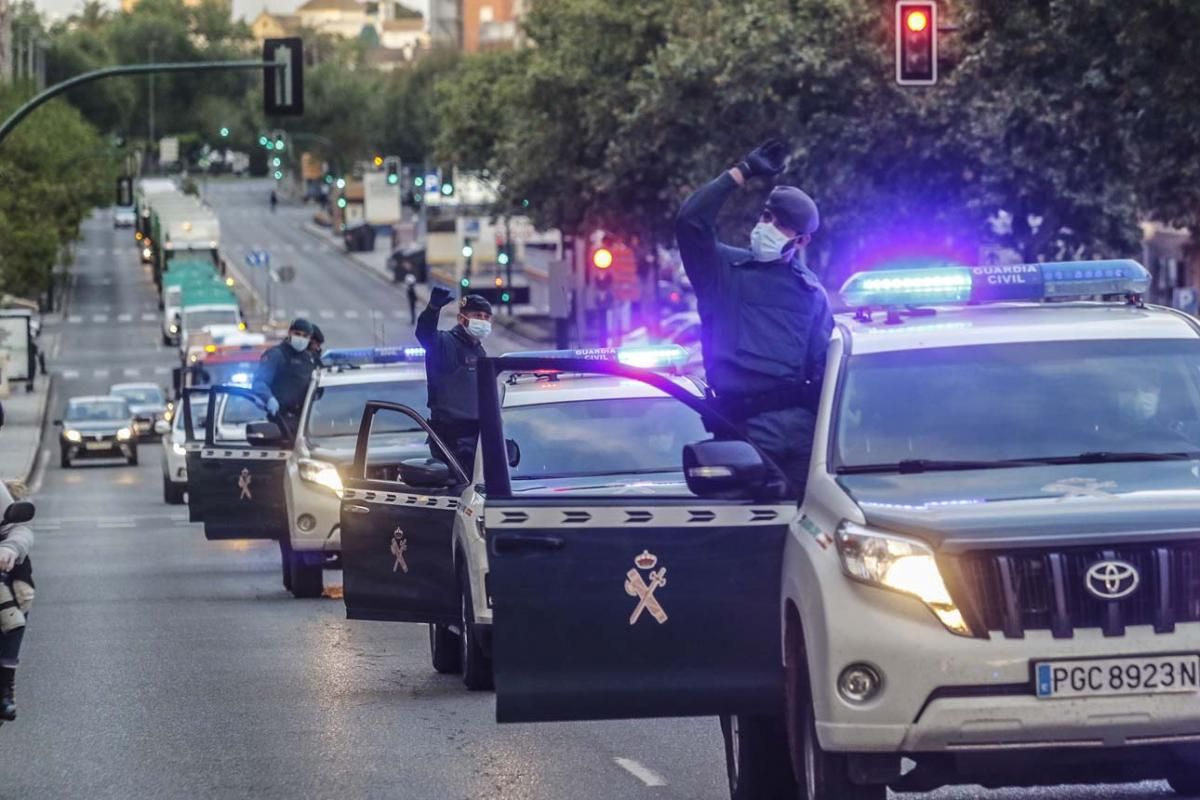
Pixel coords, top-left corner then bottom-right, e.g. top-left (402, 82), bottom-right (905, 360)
top-left (3, 501), bottom-right (35, 525)
top-left (154, 419), bottom-right (171, 436)
top-left (399, 457), bottom-right (455, 488)
top-left (683, 439), bottom-right (782, 501)
top-left (505, 438), bottom-right (521, 468)
top-left (245, 421), bottom-right (284, 445)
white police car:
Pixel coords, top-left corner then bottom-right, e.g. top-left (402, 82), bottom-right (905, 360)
top-left (280, 347), bottom-right (429, 598)
top-left (337, 345), bottom-right (709, 690)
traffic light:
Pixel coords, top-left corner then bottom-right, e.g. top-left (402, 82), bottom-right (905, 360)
top-left (258, 135), bottom-right (269, 147)
top-left (274, 138), bottom-right (285, 151)
top-left (895, 1), bottom-right (937, 85)
top-left (373, 155), bottom-right (384, 168)
top-left (273, 170), bottom-right (284, 181)
top-left (219, 126), bottom-right (230, 138)
top-left (386, 159), bottom-right (399, 185)
top-left (272, 157), bottom-right (282, 168)
top-left (592, 246), bottom-right (614, 271)
top-left (263, 37), bottom-right (304, 116)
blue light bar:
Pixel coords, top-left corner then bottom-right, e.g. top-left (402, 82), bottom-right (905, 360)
top-left (321, 346), bottom-right (426, 367)
top-left (840, 259), bottom-right (1150, 308)
top-left (509, 345), bottom-right (689, 371)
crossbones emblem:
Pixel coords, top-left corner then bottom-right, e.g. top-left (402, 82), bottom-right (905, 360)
top-left (625, 550), bottom-right (668, 625)
top-left (238, 468), bottom-right (252, 500)
top-left (390, 528), bottom-right (408, 574)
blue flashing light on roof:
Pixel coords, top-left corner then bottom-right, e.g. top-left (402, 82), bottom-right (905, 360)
top-left (229, 371), bottom-right (254, 386)
top-left (321, 346), bottom-right (426, 368)
top-left (509, 345), bottom-right (688, 371)
top-left (840, 259), bottom-right (1150, 309)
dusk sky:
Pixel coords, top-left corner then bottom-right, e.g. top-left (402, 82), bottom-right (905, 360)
top-left (33, 0), bottom-right (428, 23)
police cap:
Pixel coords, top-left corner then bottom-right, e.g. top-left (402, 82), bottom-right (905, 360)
top-left (766, 186), bottom-right (820, 236)
top-left (311, 324), bottom-right (325, 345)
top-left (460, 294), bottom-right (493, 315)
top-left (289, 317), bottom-right (315, 335)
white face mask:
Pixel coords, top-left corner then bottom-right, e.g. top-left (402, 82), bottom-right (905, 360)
top-left (466, 319), bottom-right (492, 339)
top-left (750, 221), bottom-right (794, 262)
top-left (289, 334), bottom-right (311, 352)
top-left (1132, 388), bottom-right (1159, 421)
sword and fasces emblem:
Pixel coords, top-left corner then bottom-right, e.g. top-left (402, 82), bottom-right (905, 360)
top-left (238, 468), bottom-right (252, 500)
top-left (390, 527), bottom-right (409, 574)
top-left (625, 550), bottom-right (668, 625)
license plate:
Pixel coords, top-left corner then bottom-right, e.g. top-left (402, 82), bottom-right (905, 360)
top-left (1035, 655), bottom-right (1200, 699)
top-left (85, 441), bottom-right (113, 451)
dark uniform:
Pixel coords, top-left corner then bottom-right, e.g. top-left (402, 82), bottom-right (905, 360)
top-left (416, 295), bottom-right (489, 470)
top-left (676, 171), bottom-right (834, 498)
top-left (253, 326), bottom-right (319, 439)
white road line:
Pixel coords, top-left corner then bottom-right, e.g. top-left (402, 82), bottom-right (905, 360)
top-left (613, 758), bottom-right (667, 788)
top-left (142, 312), bottom-right (157, 322)
top-left (68, 315), bottom-right (82, 324)
top-left (123, 367), bottom-right (140, 377)
top-left (118, 313), bottom-right (132, 323)
top-left (293, 309), bottom-right (310, 318)
top-left (94, 369), bottom-right (110, 378)
top-left (93, 314), bottom-right (108, 323)
top-left (61, 369), bottom-right (80, 379)
top-left (319, 309), bottom-right (335, 319)
top-left (391, 309), bottom-right (406, 318)
top-left (344, 309), bottom-right (360, 319)
top-left (153, 366), bottom-right (171, 375)
top-left (98, 521), bottom-right (137, 529)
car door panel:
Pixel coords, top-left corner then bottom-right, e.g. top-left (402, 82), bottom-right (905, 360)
top-left (340, 402), bottom-right (465, 625)
top-left (182, 388), bottom-right (210, 523)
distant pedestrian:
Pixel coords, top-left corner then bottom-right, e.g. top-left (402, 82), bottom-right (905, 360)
top-left (405, 274), bottom-right (418, 323)
top-left (269, 190), bottom-right (278, 213)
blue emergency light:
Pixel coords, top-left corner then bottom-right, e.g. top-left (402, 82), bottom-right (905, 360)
top-left (840, 259), bottom-right (1150, 309)
top-left (321, 346), bottom-right (426, 368)
top-left (510, 345), bottom-right (689, 371)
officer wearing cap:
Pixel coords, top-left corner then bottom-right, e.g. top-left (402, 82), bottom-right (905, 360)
top-left (308, 324), bottom-right (325, 360)
top-left (253, 317), bottom-right (320, 439)
top-left (676, 139), bottom-right (833, 499)
top-left (416, 290), bottom-right (493, 468)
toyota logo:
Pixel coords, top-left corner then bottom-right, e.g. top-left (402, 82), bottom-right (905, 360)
top-left (1085, 560), bottom-right (1140, 600)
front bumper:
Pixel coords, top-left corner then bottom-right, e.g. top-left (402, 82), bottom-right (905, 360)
top-left (63, 439), bottom-right (134, 459)
top-left (284, 466), bottom-right (341, 553)
top-left (787, 530), bottom-right (1200, 754)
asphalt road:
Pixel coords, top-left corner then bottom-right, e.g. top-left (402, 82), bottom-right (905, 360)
top-left (1, 182), bottom-right (1191, 800)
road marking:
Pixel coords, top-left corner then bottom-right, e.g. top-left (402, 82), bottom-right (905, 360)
top-left (98, 520), bottom-right (137, 529)
top-left (319, 309), bottom-right (335, 319)
top-left (61, 369), bottom-right (80, 379)
top-left (153, 366), bottom-right (171, 375)
top-left (294, 309), bottom-right (310, 318)
top-left (94, 368), bottom-right (110, 378)
top-left (613, 758), bottom-right (667, 787)
top-left (118, 313), bottom-right (132, 323)
top-left (93, 314), bottom-right (108, 323)
top-left (344, 309), bottom-right (360, 319)
top-left (68, 315), bottom-right (82, 324)
top-left (142, 312), bottom-right (157, 322)
top-left (123, 367), bottom-right (140, 377)
top-left (391, 309), bottom-right (406, 318)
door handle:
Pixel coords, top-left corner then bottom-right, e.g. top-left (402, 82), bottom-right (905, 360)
top-left (344, 504), bottom-right (371, 515)
top-left (491, 533), bottom-right (565, 555)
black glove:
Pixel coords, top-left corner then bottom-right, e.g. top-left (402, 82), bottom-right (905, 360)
top-left (736, 139), bottom-right (789, 179)
top-left (430, 287), bottom-right (454, 309)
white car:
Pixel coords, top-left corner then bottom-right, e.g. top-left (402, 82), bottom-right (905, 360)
top-left (337, 345), bottom-right (707, 690)
top-left (109, 382), bottom-right (168, 439)
top-left (280, 349), bottom-right (430, 598)
top-left (157, 393), bottom-right (206, 504)
top-left (113, 206), bottom-right (137, 228)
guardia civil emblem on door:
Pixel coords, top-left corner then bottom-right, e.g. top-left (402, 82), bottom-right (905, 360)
top-left (238, 468), bottom-right (252, 500)
top-left (390, 527), bottom-right (409, 574)
top-left (625, 550), bottom-right (667, 625)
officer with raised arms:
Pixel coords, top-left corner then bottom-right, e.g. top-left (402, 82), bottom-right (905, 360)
top-left (253, 317), bottom-right (319, 439)
top-left (676, 140), bottom-right (833, 499)
top-left (416, 290), bottom-right (493, 468)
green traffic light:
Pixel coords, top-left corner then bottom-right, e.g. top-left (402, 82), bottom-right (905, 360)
top-left (441, 183), bottom-right (454, 196)
top-left (497, 253), bottom-right (510, 266)
top-left (219, 127), bottom-right (230, 137)
top-left (258, 136), bottom-right (268, 146)
top-left (414, 176), bottom-right (424, 187)
top-left (274, 140), bottom-right (285, 151)
top-left (501, 292), bottom-right (511, 303)
top-left (522, 199), bottom-right (530, 208)
top-left (460, 278), bottom-right (470, 288)
top-left (462, 245), bottom-right (474, 259)
top-left (387, 174), bottom-right (399, 185)
top-left (337, 197), bottom-right (347, 209)
top-left (272, 157), bottom-right (281, 168)
top-left (273, 171), bottom-right (283, 180)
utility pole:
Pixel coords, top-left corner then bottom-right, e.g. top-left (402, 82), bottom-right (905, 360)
top-left (147, 42), bottom-right (157, 160)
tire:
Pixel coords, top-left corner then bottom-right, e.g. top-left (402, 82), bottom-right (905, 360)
top-left (720, 714), bottom-right (796, 800)
top-left (289, 551), bottom-right (323, 598)
top-left (279, 539), bottom-right (293, 592)
top-left (459, 567), bottom-right (493, 691)
top-left (786, 617), bottom-right (885, 800)
top-left (60, 447), bottom-right (70, 469)
top-left (429, 623), bottom-right (462, 674)
top-left (162, 474), bottom-right (186, 504)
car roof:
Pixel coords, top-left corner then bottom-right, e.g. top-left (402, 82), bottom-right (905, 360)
top-left (316, 364), bottom-right (426, 387)
top-left (68, 395), bottom-right (129, 405)
top-left (837, 302), bottom-right (1199, 355)
top-left (503, 373), bottom-right (704, 408)
top-left (110, 382), bottom-right (160, 391)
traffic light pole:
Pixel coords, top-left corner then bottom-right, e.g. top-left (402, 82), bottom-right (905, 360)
top-left (0, 60), bottom-right (281, 147)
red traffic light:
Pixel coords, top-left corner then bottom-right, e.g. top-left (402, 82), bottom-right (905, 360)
top-left (895, 2), bottom-right (937, 86)
top-left (592, 247), bottom-right (614, 270)
top-left (905, 9), bottom-right (928, 31)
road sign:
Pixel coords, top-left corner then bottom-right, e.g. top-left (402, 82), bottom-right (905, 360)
top-left (263, 38), bottom-right (304, 116)
top-left (245, 249), bottom-right (270, 268)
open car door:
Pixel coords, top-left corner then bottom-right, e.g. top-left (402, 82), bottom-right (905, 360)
top-left (339, 401), bottom-right (466, 624)
top-left (190, 385), bottom-right (291, 541)
top-left (479, 355), bottom-right (794, 723)
top-left (182, 388), bottom-right (211, 523)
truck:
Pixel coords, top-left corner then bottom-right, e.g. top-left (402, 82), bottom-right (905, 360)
top-left (175, 284), bottom-right (243, 360)
top-left (161, 259), bottom-right (225, 345)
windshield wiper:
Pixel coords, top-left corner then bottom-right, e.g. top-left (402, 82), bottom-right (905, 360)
top-left (837, 458), bottom-right (1045, 475)
top-left (1021, 451), bottom-right (1200, 465)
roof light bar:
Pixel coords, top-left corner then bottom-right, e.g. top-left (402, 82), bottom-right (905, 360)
top-left (321, 346), bottom-right (426, 368)
top-left (840, 259), bottom-right (1150, 308)
top-left (509, 345), bottom-right (689, 371)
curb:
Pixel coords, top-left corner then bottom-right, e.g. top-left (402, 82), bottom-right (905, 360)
top-left (16, 373), bottom-right (55, 493)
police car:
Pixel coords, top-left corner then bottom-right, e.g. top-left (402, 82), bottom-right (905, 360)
top-left (336, 344), bottom-right (708, 690)
top-left (279, 347), bottom-right (429, 598)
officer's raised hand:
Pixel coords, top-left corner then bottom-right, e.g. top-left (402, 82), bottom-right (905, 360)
top-left (736, 139), bottom-right (790, 180)
top-left (430, 287), bottom-right (454, 310)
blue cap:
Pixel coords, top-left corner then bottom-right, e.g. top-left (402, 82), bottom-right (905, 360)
top-left (766, 186), bottom-right (820, 235)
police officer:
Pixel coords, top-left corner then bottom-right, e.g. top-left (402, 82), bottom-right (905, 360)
top-left (676, 140), bottom-right (833, 499)
top-left (308, 324), bottom-right (325, 360)
top-left (416, 289), bottom-right (492, 469)
top-left (253, 318), bottom-right (319, 439)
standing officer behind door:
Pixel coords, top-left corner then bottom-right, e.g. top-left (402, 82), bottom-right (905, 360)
top-left (253, 317), bottom-right (319, 440)
top-left (676, 140), bottom-right (833, 499)
top-left (416, 290), bottom-right (492, 469)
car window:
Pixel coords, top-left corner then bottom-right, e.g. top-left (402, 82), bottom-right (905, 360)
top-left (66, 400), bottom-right (129, 421)
top-left (305, 381), bottom-right (427, 439)
top-left (835, 339), bottom-right (1200, 467)
top-left (184, 309), bottom-right (240, 329)
top-left (112, 387), bottom-right (163, 405)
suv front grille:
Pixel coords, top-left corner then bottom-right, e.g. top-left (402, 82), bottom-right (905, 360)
top-left (955, 542), bottom-right (1200, 638)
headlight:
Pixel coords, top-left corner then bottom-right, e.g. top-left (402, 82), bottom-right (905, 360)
top-left (172, 442), bottom-right (186, 456)
top-left (169, 324), bottom-right (179, 334)
top-left (836, 522), bottom-right (970, 636)
top-left (298, 458), bottom-right (343, 497)
top-left (64, 429), bottom-right (82, 443)
top-left (117, 427), bottom-right (133, 441)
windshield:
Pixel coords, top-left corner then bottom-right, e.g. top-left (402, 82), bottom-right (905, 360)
top-left (66, 400), bottom-right (129, 422)
top-left (188, 360), bottom-right (258, 388)
top-left (183, 308), bottom-right (239, 329)
top-left (835, 339), bottom-right (1200, 470)
top-left (504, 396), bottom-right (706, 479)
top-left (307, 381), bottom-right (428, 439)
top-left (112, 386), bottom-right (163, 406)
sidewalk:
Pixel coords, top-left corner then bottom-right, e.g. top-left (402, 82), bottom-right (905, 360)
top-left (301, 222), bottom-right (554, 346)
top-left (0, 374), bottom-right (55, 491)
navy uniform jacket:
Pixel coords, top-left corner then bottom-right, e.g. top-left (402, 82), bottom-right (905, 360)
top-left (252, 342), bottom-right (316, 414)
top-left (676, 172), bottom-right (834, 398)
top-left (416, 306), bottom-right (487, 424)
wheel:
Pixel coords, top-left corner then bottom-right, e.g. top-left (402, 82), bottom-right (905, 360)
top-left (60, 447), bottom-right (71, 469)
top-left (288, 550), bottom-right (323, 598)
top-left (458, 567), bottom-right (493, 691)
top-left (785, 617), bottom-right (885, 800)
top-left (279, 540), bottom-right (293, 592)
top-left (429, 624), bottom-right (462, 674)
top-left (162, 474), bottom-right (186, 504)
top-left (720, 713), bottom-right (796, 800)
